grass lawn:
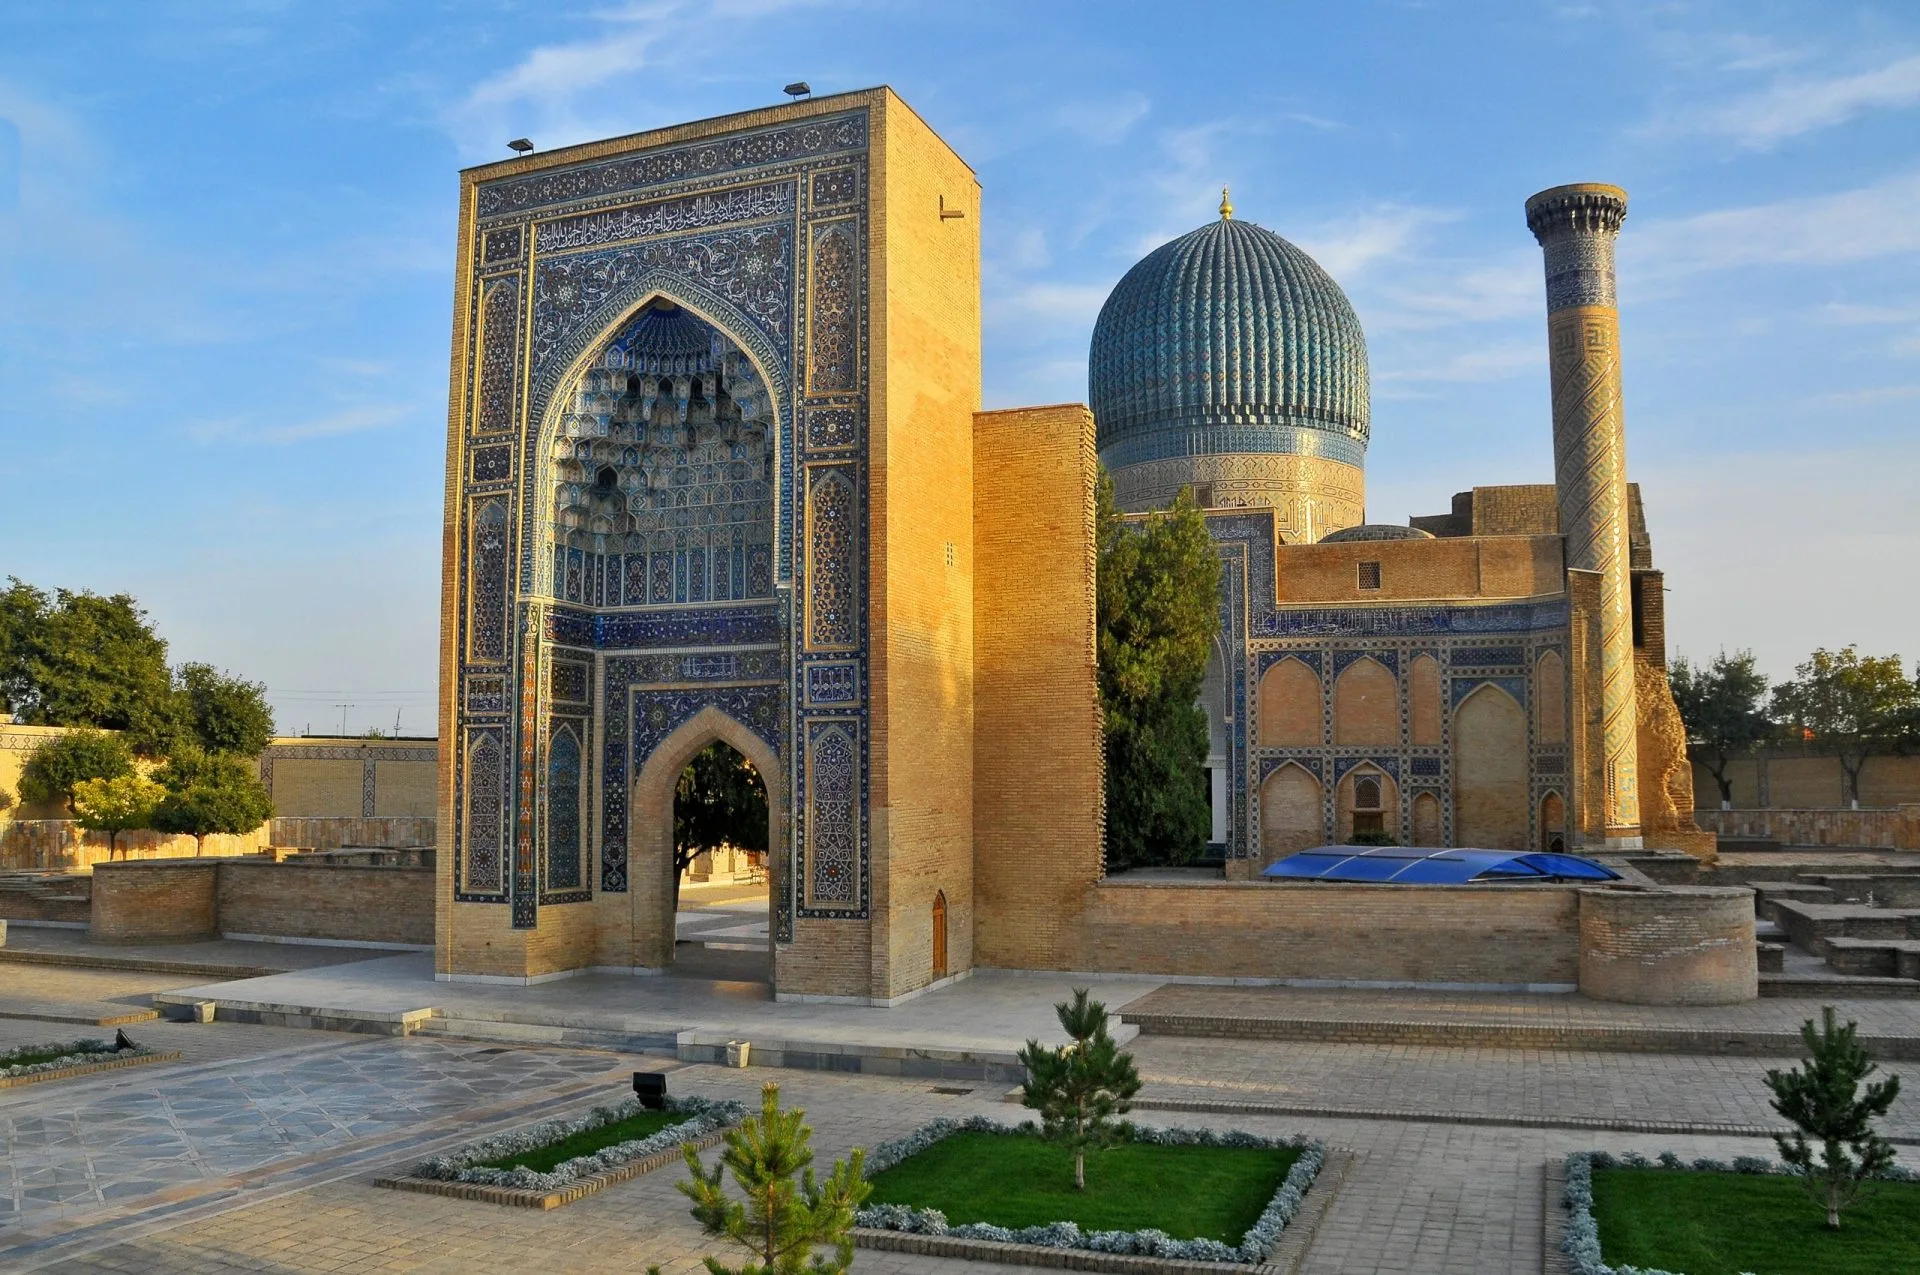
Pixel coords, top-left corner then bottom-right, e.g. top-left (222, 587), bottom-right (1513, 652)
top-left (478, 1109), bottom-right (685, 1174)
top-left (864, 1131), bottom-right (1300, 1242)
top-left (1593, 1167), bottom-right (1920, 1275)
top-left (1, 1042), bottom-right (111, 1069)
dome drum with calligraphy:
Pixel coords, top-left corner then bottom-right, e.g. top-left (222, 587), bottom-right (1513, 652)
top-left (1089, 192), bottom-right (1371, 540)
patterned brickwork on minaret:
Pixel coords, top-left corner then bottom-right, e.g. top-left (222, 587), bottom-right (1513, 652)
top-left (1527, 183), bottom-right (1642, 845)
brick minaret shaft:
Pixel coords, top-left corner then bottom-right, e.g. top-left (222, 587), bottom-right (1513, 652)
top-left (1527, 183), bottom-right (1642, 846)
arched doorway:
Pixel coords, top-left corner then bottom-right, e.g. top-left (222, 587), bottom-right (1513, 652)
top-left (932, 891), bottom-right (948, 981)
top-left (671, 739), bottom-right (772, 983)
top-left (629, 706), bottom-right (783, 985)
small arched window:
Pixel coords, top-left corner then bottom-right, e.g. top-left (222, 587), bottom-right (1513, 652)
top-left (1354, 775), bottom-right (1382, 810)
top-left (931, 890), bottom-right (948, 980)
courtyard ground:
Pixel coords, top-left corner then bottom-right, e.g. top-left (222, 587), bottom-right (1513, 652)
top-left (2, 930), bottom-right (1917, 1272)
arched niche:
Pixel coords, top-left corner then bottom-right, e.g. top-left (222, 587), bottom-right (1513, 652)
top-left (1411, 792), bottom-right (1442, 847)
top-left (1541, 791), bottom-right (1567, 852)
top-left (1257, 658), bottom-right (1321, 748)
top-left (1260, 762), bottom-right (1324, 861)
top-left (1452, 684), bottom-right (1529, 849)
top-left (1333, 656), bottom-right (1398, 746)
top-left (1535, 649), bottom-right (1568, 746)
top-left (1409, 653), bottom-right (1442, 746)
top-left (1336, 764), bottom-right (1400, 843)
top-left (527, 282), bottom-right (790, 602)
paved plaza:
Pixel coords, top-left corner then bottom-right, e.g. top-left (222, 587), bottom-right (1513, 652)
top-left (0, 952), bottom-right (1915, 1274)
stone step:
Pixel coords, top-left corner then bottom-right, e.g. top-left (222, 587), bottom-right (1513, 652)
top-left (1820, 937), bottom-right (1920, 981)
top-left (0, 1006), bottom-right (161, 1027)
top-left (1759, 971), bottom-right (1920, 1000)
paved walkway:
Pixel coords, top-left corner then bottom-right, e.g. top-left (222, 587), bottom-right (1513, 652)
top-left (16, 1057), bottom-right (1905, 1275)
top-left (1, 928), bottom-right (410, 972)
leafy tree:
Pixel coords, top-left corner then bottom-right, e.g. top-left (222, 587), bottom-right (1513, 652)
top-left (1764, 1006), bottom-right (1902, 1230)
top-left (1670, 650), bottom-right (1773, 808)
top-left (1097, 473), bottom-right (1221, 869)
top-left (677, 741), bottom-right (769, 872)
top-left (175, 663), bottom-right (275, 756)
top-left (151, 747), bottom-right (274, 854)
top-left (678, 1082), bottom-right (870, 1274)
top-left (0, 580), bottom-right (181, 755)
top-left (0, 787), bottom-right (14, 814)
top-left (1017, 988), bottom-right (1143, 1190)
top-left (18, 729), bottom-right (136, 813)
top-left (71, 773), bottom-right (166, 859)
top-left (1770, 647), bottom-right (1920, 808)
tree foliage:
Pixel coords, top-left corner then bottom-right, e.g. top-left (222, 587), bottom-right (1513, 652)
top-left (1670, 650), bottom-right (1774, 807)
top-left (1764, 1006), bottom-right (1902, 1230)
top-left (677, 1082), bottom-right (870, 1275)
top-left (18, 729), bottom-right (135, 813)
top-left (175, 663), bottom-right (275, 756)
top-left (1096, 473), bottom-right (1222, 869)
top-left (151, 747), bottom-right (274, 853)
top-left (1770, 647), bottom-right (1920, 807)
top-left (71, 773), bottom-right (166, 859)
top-left (1017, 988), bottom-right (1143, 1191)
top-left (676, 741), bottom-right (769, 875)
top-left (0, 580), bottom-right (181, 755)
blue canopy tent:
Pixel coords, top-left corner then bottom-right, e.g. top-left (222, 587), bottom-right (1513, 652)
top-left (1260, 845), bottom-right (1621, 885)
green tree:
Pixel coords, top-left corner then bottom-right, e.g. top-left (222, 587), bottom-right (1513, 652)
top-left (175, 663), bottom-right (275, 756)
top-left (1770, 646), bottom-right (1920, 808)
top-left (1670, 650), bottom-right (1773, 808)
top-left (1764, 1006), bottom-right (1902, 1230)
top-left (1017, 988), bottom-right (1143, 1191)
top-left (677, 742), bottom-right (769, 873)
top-left (0, 581), bottom-right (182, 754)
top-left (1097, 473), bottom-right (1221, 869)
top-left (71, 773), bottom-right (166, 860)
top-left (151, 747), bottom-right (274, 854)
top-left (18, 729), bottom-right (136, 814)
top-left (678, 1082), bottom-right (870, 1275)
top-left (0, 787), bottom-right (14, 814)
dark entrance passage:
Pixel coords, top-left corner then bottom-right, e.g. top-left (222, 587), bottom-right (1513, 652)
top-left (670, 740), bottom-right (772, 985)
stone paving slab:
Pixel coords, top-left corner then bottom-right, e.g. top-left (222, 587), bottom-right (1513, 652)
top-left (0, 928), bottom-right (408, 972)
top-left (22, 1059), bottom-right (1911, 1275)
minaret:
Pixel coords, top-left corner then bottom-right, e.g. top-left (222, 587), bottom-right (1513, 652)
top-left (1526, 183), bottom-right (1641, 847)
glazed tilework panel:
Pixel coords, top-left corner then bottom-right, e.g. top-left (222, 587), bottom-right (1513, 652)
top-left (450, 107), bottom-right (873, 931)
top-left (1208, 510), bottom-right (1574, 856)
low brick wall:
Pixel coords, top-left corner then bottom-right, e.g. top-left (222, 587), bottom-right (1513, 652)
top-left (90, 858), bottom-right (432, 946)
top-left (1577, 886), bottom-right (1757, 1005)
top-left (1694, 807), bottom-right (1920, 850)
top-left (91, 862), bottom-right (220, 943)
top-left (269, 817), bottom-right (436, 851)
top-left (1, 821), bottom-right (271, 871)
top-left (218, 860), bottom-right (433, 945)
top-left (1071, 880), bottom-right (1585, 987)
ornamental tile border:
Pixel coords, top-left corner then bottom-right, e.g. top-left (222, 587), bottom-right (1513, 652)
top-left (0, 1049), bottom-right (180, 1089)
top-left (375, 1123), bottom-right (732, 1210)
top-left (852, 1116), bottom-right (1338, 1269)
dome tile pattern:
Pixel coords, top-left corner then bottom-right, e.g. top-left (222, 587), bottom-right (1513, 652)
top-left (1090, 217), bottom-right (1370, 471)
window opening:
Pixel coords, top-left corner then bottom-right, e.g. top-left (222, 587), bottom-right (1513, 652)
top-left (1358, 561), bottom-right (1382, 590)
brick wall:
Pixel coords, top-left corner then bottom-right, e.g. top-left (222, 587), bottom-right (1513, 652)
top-left (972, 404), bottom-right (1106, 973)
top-left (1692, 750), bottom-right (1920, 812)
top-left (90, 858), bottom-right (431, 946)
top-left (90, 862), bottom-right (219, 942)
top-left (1273, 535), bottom-right (1563, 604)
top-left (270, 817), bottom-right (436, 851)
top-left (1060, 880), bottom-right (1582, 985)
top-left (2, 821), bottom-right (270, 871)
top-left (1577, 885), bottom-right (1756, 1004)
top-left (861, 92), bottom-right (982, 1001)
top-left (218, 861), bottom-right (433, 945)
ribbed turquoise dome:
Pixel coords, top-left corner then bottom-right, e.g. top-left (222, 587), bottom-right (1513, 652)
top-left (1089, 215), bottom-right (1370, 472)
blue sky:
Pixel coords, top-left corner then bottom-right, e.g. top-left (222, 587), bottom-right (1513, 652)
top-left (2, 1), bottom-right (1916, 734)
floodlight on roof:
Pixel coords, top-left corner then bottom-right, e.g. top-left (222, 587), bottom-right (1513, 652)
top-left (783, 81), bottom-right (811, 98)
top-left (507, 138), bottom-right (534, 155)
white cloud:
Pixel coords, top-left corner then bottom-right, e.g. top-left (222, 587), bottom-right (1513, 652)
top-left (1819, 302), bottom-right (1920, 325)
top-left (1697, 53), bottom-right (1920, 148)
top-left (190, 403), bottom-right (418, 446)
top-left (986, 280), bottom-right (1111, 327)
top-left (1293, 204), bottom-right (1456, 280)
top-left (1053, 92), bottom-right (1150, 145)
top-left (1378, 342), bottom-right (1538, 384)
top-left (1624, 171), bottom-right (1920, 276)
top-left (1801, 384), bottom-right (1920, 408)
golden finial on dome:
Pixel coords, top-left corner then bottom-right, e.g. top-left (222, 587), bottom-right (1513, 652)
top-left (1219, 186), bottom-right (1234, 220)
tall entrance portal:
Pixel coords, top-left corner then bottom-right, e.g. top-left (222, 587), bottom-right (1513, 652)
top-left (435, 89), bottom-right (997, 1001)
